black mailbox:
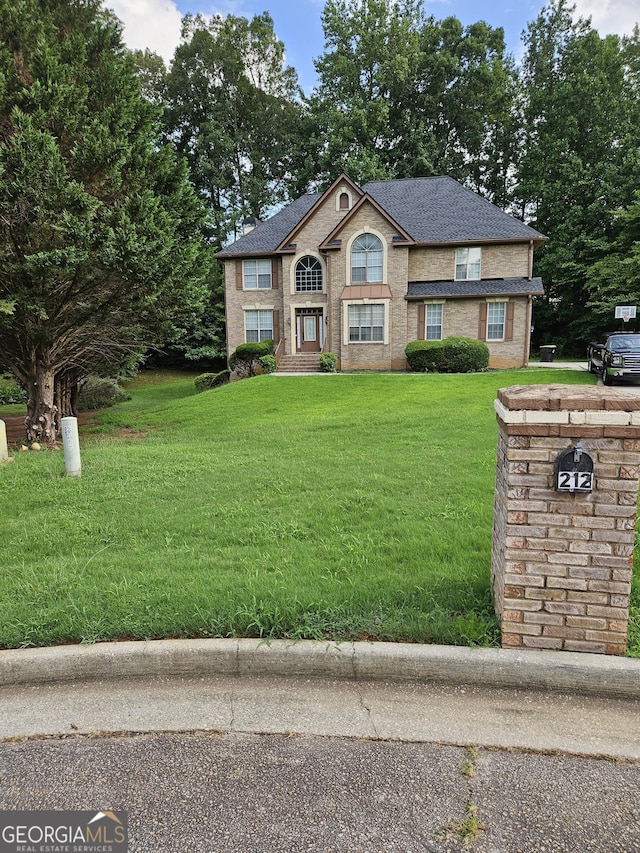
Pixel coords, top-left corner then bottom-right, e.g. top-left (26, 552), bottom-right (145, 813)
top-left (554, 442), bottom-right (594, 493)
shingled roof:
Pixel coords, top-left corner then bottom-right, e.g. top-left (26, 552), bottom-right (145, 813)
top-left (406, 277), bottom-right (545, 300)
top-left (363, 177), bottom-right (544, 244)
top-left (217, 176), bottom-right (545, 258)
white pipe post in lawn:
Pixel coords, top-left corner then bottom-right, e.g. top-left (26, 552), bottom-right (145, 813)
top-left (0, 420), bottom-right (7, 462)
top-left (61, 416), bottom-right (81, 477)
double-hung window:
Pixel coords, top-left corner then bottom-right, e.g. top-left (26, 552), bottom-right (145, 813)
top-left (351, 234), bottom-right (383, 283)
top-left (487, 302), bottom-right (506, 340)
top-left (455, 247), bottom-right (481, 281)
top-left (243, 259), bottom-right (272, 289)
top-left (425, 304), bottom-right (443, 340)
top-left (348, 304), bottom-right (384, 342)
top-left (245, 310), bottom-right (273, 343)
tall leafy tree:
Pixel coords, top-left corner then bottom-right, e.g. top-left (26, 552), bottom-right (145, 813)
top-left (163, 12), bottom-right (302, 247)
top-left (518, 0), bottom-right (640, 350)
top-left (0, 0), bottom-right (212, 444)
top-left (586, 187), bottom-right (640, 327)
top-left (307, 0), bottom-right (422, 186)
top-left (390, 16), bottom-right (517, 198)
top-left (305, 0), bottom-right (517, 199)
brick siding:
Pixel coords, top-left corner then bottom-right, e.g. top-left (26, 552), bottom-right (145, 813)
top-left (223, 183), bottom-right (535, 369)
top-left (492, 385), bottom-right (639, 654)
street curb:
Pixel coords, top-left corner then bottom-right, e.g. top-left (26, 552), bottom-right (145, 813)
top-left (1, 639), bottom-right (639, 699)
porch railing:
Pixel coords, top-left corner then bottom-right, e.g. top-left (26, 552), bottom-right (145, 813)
top-left (274, 337), bottom-right (285, 368)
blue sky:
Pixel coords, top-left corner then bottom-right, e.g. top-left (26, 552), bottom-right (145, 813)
top-left (108, 0), bottom-right (639, 93)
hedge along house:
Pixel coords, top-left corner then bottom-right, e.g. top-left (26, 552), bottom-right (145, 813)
top-left (218, 174), bottom-right (546, 371)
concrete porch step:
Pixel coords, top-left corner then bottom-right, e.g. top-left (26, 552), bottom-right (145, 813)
top-left (277, 354), bottom-right (323, 373)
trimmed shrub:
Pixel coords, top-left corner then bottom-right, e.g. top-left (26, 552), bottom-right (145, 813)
top-left (194, 370), bottom-right (231, 393)
top-left (0, 374), bottom-right (26, 406)
top-left (405, 337), bottom-right (489, 373)
top-left (78, 376), bottom-right (131, 410)
top-left (229, 340), bottom-right (275, 378)
top-left (319, 352), bottom-right (337, 373)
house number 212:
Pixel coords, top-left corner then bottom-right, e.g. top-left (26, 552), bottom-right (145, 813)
top-left (557, 470), bottom-right (593, 492)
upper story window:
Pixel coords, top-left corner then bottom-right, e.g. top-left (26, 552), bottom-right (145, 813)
top-left (455, 247), bottom-right (481, 281)
top-left (339, 192), bottom-right (350, 210)
top-left (243, 259), bottom-right (272, 289)
top-left (295, 256), bottom-right (323, 292)
top-left (351, 233), bottom-right (383, 283)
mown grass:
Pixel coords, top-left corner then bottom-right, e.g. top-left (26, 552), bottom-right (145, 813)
top-left (1, 367), bottom-right (637, 654)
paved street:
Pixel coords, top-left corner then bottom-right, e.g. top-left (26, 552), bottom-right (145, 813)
top-left (1, 641), bottom-right (639, 851)
top-left (1, 663), bottom-right (640, 852)
top-left (1, 727), bottom-right (639, 852)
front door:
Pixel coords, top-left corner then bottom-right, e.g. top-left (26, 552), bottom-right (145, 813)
top-left (296, 308), bottom-right (323, 353)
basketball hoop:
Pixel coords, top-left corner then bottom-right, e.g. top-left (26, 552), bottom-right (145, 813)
top-left (615, 306), bottom-right (637, 323)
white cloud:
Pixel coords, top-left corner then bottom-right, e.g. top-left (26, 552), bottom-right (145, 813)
top-left (106, 0), bottom-right (183, 65)
top-left (572, 0), bottom-right (639, 39)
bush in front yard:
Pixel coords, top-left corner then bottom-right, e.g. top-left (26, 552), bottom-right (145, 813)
top-left (78, 376), bottom-right (131, 409)
top-left (259, 355), bottom-right (276, 374)
top-left (319, 352), bottom-right (337, 373)
top-left (405, 337), bottom-right (489, 373)
top-left (194, 370), bottom-right (231, 393)
top-left (0, 374), bottom-right (26, 405)
top-left (229, 340), bottom-right (275, 378)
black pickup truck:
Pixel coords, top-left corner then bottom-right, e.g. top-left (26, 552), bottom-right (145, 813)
top-left (587, 332), bottom-right (640, 385)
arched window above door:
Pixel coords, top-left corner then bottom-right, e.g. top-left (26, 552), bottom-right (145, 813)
top-left (295, 255), bottom-right (323, 292)
top-left (351, 233), bottom-right (383, 283)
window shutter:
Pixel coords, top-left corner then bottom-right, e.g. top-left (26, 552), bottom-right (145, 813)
top-left (271, 258), bottom-right (279, 289)
top-left (235, 260), bottom-right (243, 290)
top-left (478, 303), bottom-right (488, 341)
top-left (505, 301), bottom-right (514, 342)
top-left (272, 310), bottom-right (280, 343)
top-left (417, 304), bottom-right (426, 339)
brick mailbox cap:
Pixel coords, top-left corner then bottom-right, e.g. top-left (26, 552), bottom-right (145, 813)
top-left (498, 384), bottom-right (640, 413)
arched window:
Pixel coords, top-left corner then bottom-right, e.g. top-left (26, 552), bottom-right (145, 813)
top-left (351, 233), bottom-right (383, 283)
top-left (339, 192), bottom-right (350, 210)
top-left (295, 256), bottom-right (323, 292)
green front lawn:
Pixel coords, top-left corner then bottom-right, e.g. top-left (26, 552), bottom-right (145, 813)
top-left (2, 368), bottom-right (636, 654)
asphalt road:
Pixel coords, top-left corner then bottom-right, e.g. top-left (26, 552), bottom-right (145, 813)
top-left (1, 728), bottom-right (639, 852)
top-left (1, 635), bottom-right (639, 853)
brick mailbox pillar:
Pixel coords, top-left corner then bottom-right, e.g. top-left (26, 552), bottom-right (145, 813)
top-left (492, 384), bottom-right (639, 655)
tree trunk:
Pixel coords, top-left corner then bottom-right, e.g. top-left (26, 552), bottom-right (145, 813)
top-left (55, 370), bottom-right (79, 419)
top-left (25, 368), bottom-right (57, 446)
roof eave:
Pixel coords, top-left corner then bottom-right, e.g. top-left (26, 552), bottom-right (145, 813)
top-left (414, 236), bottom-right (547, 248)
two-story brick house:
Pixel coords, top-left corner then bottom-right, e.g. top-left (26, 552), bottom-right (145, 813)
top-left (218, 174), bottom-right (546, 371)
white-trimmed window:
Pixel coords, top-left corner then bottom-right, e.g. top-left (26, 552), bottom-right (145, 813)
top-left (351, 234), bottom-right (383, 283)
top-left (295, 256), bottom-right (323, 292)
top-left (245, 309), bottom-right (273, 342)
top-left (348, 303), bottom-right (385, 342)
top-left (487, 302), bottom-right (506, 340)
top-left (243, 259), bottom-right (272, 289)
top-left (455, 247), bottom-right (481, 281)
top-left (425, 303), bottom-right (443, 340)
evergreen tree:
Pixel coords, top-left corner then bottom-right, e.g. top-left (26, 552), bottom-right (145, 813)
top-left (0, 0), bottom-right (212, 444)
